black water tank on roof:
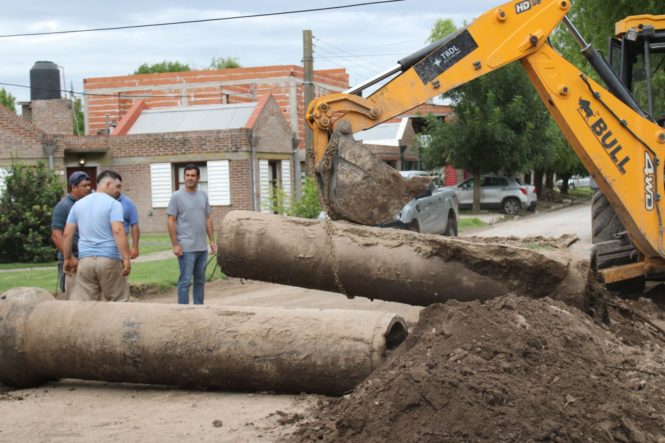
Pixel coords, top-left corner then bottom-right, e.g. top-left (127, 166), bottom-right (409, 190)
top-left (30, 61), bottom-right (61, 100)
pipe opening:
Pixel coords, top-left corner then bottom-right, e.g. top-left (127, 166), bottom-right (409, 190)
top-left (384, 321), bottom-right (408, 350)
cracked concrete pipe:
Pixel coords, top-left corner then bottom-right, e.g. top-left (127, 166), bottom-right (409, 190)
top-left (217, 211), bottom-right (585, 305)
top-left (0, 287), bottom-right (407, 395)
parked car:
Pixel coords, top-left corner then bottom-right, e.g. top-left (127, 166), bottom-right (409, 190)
top-left (514, 177), bottom-right (538, 212)
top-left (399, 170), bottom-right (431, 179)
top-left (383, 171), bottom-right (458, 235)
top-left (320, 171), bottom-right (459, 235)
top-left (555, 175), bottom-right (591, 190)
top-left (452, 175), bottom-right (529, 215)
top-left (380, 184), bottom-right (459, 236)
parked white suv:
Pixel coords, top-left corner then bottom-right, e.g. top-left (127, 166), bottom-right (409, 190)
top-left (514, 177), bottom-right (538, 212)
top-left (453, 175), bottom-right (529, 215)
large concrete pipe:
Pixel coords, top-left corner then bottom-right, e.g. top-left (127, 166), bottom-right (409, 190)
top-left (0, 288), bottom-right (407, 395)
top-left (218, 211), bottom-right (589, 306)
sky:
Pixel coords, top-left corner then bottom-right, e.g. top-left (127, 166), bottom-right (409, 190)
top-left (0, 0), bottom-right (500, 107)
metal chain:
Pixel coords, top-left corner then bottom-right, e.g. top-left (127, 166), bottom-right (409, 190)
top-left (323, 217), bottom-right (351, 298)
top-left (317, 134), bottom-right (352, 298)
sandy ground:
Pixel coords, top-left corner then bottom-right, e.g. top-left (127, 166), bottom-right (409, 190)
top-left (0, 202), bottom-right (628, 442)
top-left (0, 278), bottom-right (422, 443)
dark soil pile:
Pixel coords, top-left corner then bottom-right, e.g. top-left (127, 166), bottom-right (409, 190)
top-left (294, 294), bottom-right (665, 442)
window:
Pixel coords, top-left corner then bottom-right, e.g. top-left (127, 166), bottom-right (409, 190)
top-left (150, 160), bottom-right (230, 208)
top-left (175, 162), bottom-right (208, 194)
top-left (482, 177), bottom-right (508, 187)
top-left (259, 159), bottom-right (292, 213)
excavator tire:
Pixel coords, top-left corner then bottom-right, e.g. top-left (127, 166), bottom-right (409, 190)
top-left (591, 191), bottom-right (644, 294)
top-left (591, 191), bottom-right (625, 245)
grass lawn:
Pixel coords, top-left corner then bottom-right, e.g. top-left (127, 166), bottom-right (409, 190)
top-left (0, 234), bottom-right (173, 272)
top-left (0, 261), bottom-right (58, 270)
top-left (0, 257), bottom-right (225, 294)
top-left (458, 217), bottom-right (488, 232)
top-left (0, 267), bottom-right (60, 293)
top-left (138, 233), bottom-right (173, 255)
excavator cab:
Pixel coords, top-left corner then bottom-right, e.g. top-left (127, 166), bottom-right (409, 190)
top-left (590, 16), bottom-right (665, 288)
top-left (610, 15), bottom-right (665, 126)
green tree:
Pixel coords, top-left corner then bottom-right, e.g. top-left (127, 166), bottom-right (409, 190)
top-left (272, 176), bottom-right (321, 218)
top-left (428, 18), bottom-right (457, 42)
top-left (0, 162), bottom-right (64, 263)
top-left (0, 88), bottom-right (16, 113)
top-left (133, 61), bottom-right (191, 75)
top-left (567, 0), bottom-right (661, 51)
top-left (422, 62), bottom-right (552, 210)
top-left (72, 96), bottom-right (84, 135)
top-left (210, 57), bottom-right (241, 69)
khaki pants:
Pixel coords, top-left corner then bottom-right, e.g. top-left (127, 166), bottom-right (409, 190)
top-left (72, 257), bottom-right (129, 302)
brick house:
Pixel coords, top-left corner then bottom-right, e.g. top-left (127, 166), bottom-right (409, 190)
top-left (1, 62), bottom-right (461, 234)
top-left (0, 93), bottom-right (296, 232)
top-left (82, 66), bottom-right (457, 177)
top-left (83, 65), bottom-right (349, 166)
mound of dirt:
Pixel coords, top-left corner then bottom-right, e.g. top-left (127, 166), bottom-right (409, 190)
top-left (294, 294), bottom-right (665, 442)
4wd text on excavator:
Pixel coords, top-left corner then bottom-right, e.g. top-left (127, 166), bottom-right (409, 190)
top-left (305, 0), bottom-right (665, 291)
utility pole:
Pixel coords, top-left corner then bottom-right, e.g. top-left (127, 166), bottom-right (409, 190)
top-left (303, 30), bottom-right (315, 177)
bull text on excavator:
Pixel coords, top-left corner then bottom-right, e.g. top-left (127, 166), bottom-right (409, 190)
top-left (305, 0), bottom-right (665, 291)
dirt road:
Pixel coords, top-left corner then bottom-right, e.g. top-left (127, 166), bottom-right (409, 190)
top-left (3, 204), bottom-right (663, 442)
top-left (0, 279), bottom-right (422, 442)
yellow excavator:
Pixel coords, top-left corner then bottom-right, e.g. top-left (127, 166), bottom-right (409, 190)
top-left (306, 0), bottom-right (665, 292)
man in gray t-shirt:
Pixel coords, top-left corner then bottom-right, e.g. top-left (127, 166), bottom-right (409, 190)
top-left (166, 164), bottom-right (216, 305)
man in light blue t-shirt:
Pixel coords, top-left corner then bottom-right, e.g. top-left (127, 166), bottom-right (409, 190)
top-left (63, 170), bottom-right (131, 302)
top-left (167, 164), bottom-right (216, 305)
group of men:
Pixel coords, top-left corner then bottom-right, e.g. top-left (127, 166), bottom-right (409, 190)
top-left (50, 164), bottom-right (214, 304)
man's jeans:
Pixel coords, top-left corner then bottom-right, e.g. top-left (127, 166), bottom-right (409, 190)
top-left (177, 251), bottom-right (208, 305)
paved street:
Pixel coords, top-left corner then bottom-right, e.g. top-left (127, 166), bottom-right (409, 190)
top-left (463, 201), bottom-right (592, 242)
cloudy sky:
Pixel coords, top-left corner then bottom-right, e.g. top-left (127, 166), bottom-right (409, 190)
top-left (0, 0), bottom-right (500, 106)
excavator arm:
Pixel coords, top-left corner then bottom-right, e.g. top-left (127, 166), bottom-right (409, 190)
top-left (306, 0), bottom-right (665, 283)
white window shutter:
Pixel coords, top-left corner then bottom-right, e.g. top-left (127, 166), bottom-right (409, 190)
top-left (208, 160), bottom-right (231, 206)
top-left (0, 168), bottom-right (8, 195)
top-left (281, 160), bottom-right (291, 200)
top-left (259, 160), bottom-right (271, 213)
top-left (150, 163), bottom-right (172, 208)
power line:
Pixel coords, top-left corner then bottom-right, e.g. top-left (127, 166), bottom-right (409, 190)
top-left (315, 36), bottom-right (387, 71)
top-left (0, 1), bottom-right (405, 38)
top-left (312, 45), bottom-right (376, 81)
top-left (313, 43), bottom-right (382, 79)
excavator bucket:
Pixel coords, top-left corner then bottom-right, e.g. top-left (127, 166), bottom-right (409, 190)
top-left (316, 122), bottom-right (432, 226)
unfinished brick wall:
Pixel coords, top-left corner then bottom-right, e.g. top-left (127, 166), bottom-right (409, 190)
top-left (83, 65), bottom-right (349, 149)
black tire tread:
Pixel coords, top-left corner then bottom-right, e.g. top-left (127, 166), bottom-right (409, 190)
top-left (591, 191), bottom-right (624, 243)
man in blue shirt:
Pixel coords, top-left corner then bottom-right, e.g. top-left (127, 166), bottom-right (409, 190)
top-left (50, 171), bottom-right (92, 299)
top-left (119, 193), bottom-right (140, 259)
top-left (63, 170), bottom-right (131, 302)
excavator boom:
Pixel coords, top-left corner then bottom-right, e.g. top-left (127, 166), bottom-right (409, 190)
top-left (306, 0), bottom-right (665, 285)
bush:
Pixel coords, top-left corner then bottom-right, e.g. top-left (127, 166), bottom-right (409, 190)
top-left (0, 162), bottom-right (64, 262)
top-left (271, 176), bottom-right (322, 219)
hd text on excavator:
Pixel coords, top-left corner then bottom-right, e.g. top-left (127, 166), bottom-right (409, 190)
top-left (305, 0), bottom-right (665, 292)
